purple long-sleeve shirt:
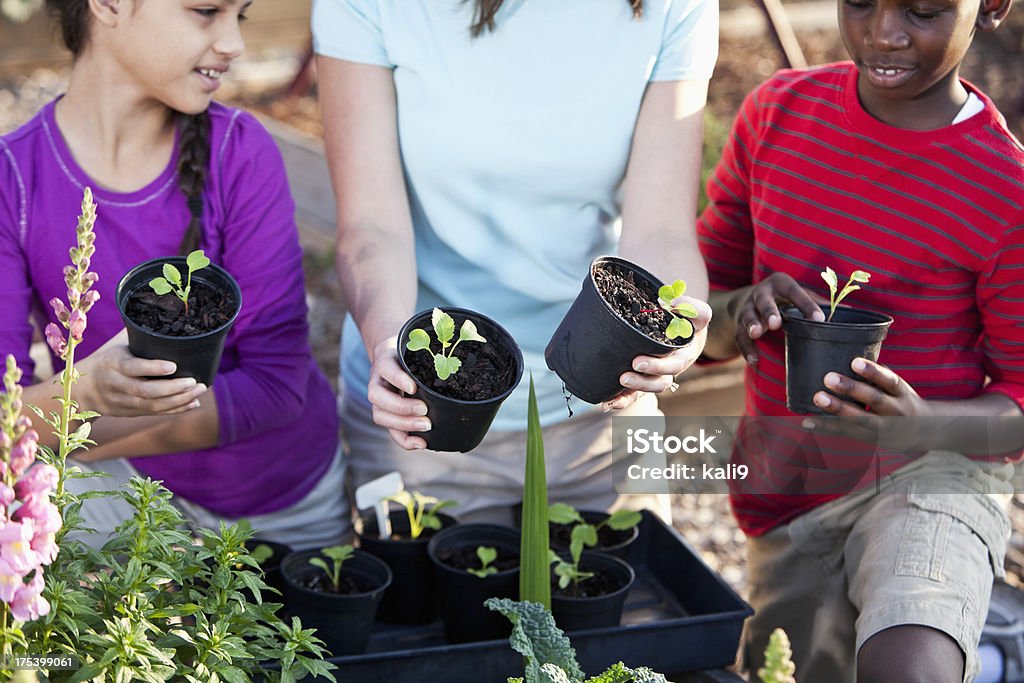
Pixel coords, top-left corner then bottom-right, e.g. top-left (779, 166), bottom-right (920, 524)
top-left (0, 100), bottom-right (337, 517)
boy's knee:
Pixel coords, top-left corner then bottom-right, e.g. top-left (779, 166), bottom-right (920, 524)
top-left (857, 625), bottom-right (964, 683)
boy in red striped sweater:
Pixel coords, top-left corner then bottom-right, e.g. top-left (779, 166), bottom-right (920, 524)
top-left (698, 0), bottom-right (1023, 679)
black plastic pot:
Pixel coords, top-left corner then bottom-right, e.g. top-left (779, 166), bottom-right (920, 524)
top-left (781, 305), bottom-right (894, 415)
top-left (550, 510), bottom-right (639, 560)
top-left (245, 538), bottom-right (292, 601)
top-left (116, 256), bottom-right (242, 385)
top-left (545, 256), bottom-right (690, 405)
top-left (551, 551), bottom-right (635, 632)
top-left (355, 510), bottom-right (457, 625)
top-left (281, 549), bottom-right (391, 656)
top-left (427, 523), bottom-right (521, 644)
top-left (398, 308), bottom-right (523, 452)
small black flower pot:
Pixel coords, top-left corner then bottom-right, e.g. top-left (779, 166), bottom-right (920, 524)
top-left (281, 549), bottom-right (391, 656)
top-left (245, 538), bottom-right (292, 601)
top-left (781, 304), bottom-right (894, 415)
top-left (116, 256), bottom-right (242, 386)
top-left (398, 307), bottom-right (524, 452)
top-left (355, 510), bottom-right (457, 625)
top-left (551, 551), bottom-right (635, 632)
top-left (550, 510), bottom-right (639, 560)
top-left (427, 523), bottom-right (521, 643)
top-left (545, 256), bottom-right (692, 405)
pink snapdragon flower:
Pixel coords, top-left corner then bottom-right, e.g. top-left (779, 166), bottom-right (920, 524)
top-left (44, 322), bottom-right (67, 359)
top-left (10, 570), bottom-right (49, 622)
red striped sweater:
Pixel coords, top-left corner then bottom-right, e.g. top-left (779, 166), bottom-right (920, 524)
top-left (697, 63), bottom-right (1024, 536)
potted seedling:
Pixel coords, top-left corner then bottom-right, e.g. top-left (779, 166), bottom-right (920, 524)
top-left (780, 267), bottom-right (893, 414)
top-left (356, 486), bottom-right (458, 625)
top-left (281, 544), bottom-right (392, 656)
top-left (398, 306), bottom-right (524, 452)
top-left (116, 249), bottom-right (242, 384)
top-left (545, 256), bottom-right (698, 405)
top-left (548, 542), bottom-right (635, 632)
top-left (548, 503), bottom-right (641, 560)
top-left (427, 523), bottom-right (521, 643)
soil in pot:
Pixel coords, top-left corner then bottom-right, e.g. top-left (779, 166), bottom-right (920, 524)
top-left (356, 510), bottom-right (457, 625)
top-left (401, 314), bottom-right (518, 401)
top-left (123, 281), bottom-right (236, 336)
top-left (432, 544), bottom-right (520, 573)
top-left (592, 260), bottom-right (687, 347)
top-left (550, 511), bottom-right (638, 560)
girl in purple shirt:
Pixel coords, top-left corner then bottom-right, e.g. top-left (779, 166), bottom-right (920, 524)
top-left (0, 0), bottom-right (347, 548)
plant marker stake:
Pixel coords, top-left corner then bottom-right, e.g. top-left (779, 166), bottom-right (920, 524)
top-left (355, 471), bottom-right (404, 540)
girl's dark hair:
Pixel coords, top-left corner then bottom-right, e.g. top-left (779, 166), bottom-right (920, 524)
top-left (46, 0), bottom-right (210, 255)
top-left (470, 0), bottom-right (643, 36)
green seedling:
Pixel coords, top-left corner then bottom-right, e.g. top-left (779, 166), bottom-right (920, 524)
top-left (467, 546), bottom-right (499, 578)
top-left (384, 490), bottom-right (457, 539)
top-left (406, 307), bottom-right (487, 380)
top-left (820, 267), bottom-right (870, 323)
top-left (547, 504), bottom-right (641, 592)
top-left (658, 279), bottom-right (700, 340)
top-left (249, 543), bottom-right (274, 565)
top-left (148, 249), bottom-right (210, 316)
top-left (759, 628), bottom-right (797, 683)
top-left (549, 546), bottom-right (594, 592)
top-left (309, 544), bottom-right (355, 593)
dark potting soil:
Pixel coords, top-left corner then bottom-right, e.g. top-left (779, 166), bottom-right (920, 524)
top-left (551, 565), bottom-right (625, 599)
top-left (297, 571), bottom-right (377, 595)
top-left (403, 315), bottom-right (517, 401)
top-left (435, 546), bottom-right (519, 574)
top-left (124, 280), bottom-right (235, 337)
top-left (593, 261), bottom-right (687, 346)
top-left (550, 521), bottom-right (632, 551)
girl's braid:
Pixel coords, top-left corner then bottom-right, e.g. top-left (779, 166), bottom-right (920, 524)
top-left (176, 112), bottom-right (211, 255)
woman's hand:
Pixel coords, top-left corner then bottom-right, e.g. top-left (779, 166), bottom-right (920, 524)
top-left (603, 296), bottom-right (713, 411)
top-left (733, 273), bottom-right (825, 364)
top-left (76, 330), bottom-right (207, 417)
top-left (366, 336), bottom-right (431, 450)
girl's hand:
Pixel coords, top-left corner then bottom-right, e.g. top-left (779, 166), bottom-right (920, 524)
top-left (77, 330), bottom-right (206, 417)
top-left (603, 296), bottom-right (712, 412)
top-left (734, 273), bottom-right (825, 364)
top-left (367, 336), bottom-right (430, 450)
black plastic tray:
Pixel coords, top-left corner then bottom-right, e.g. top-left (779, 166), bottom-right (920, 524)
top-left (313, 510), bottom-right (751, 682)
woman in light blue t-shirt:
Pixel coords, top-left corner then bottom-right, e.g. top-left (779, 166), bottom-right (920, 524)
top-left (313, 0), bottom-right (718, 523)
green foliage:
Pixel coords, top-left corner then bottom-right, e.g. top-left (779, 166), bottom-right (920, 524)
top-left (486, 599), bottom-right (666, 683)
top-left (758, 628), bottom-right (797, 683)
top-left (309, 545), bottom-right (355, 593)
top-left (23, 478), bottom-right (336, 682)
top-left (520, 375), bottom-right (551, 609)
top-left (467, 546), bottom-right (498, 579)
top-left (820, 266), bottom-right (871, 322)
top-left (383, 490), bottom-right (457, 539)
top-left (657, 279), bottom-right (699, 340)
top-left (547, 505), bottom-right (640, 592)
top-left (148, 249), bottom-right (211, 316)
top-left (406, 308), bottom-right (487, 380)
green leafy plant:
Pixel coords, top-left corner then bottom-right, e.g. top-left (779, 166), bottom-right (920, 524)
top-left (406, 307), bottom-right (487, 380)
top-left (11, 189), bottom-right (335, 682)
top-left (546, 504), bottom-right (640, 592)
top-left (467, 546), bottom-right (498, 578)
top-left (759, 628), bottom-right (797, 683)
top-left (657, 279), bottom-right (700, 340)
top-left (486, 598), bottom-right (667, 683)
top-left (309, 545), bottom-right (355, 593)
top-left (820, 267), bottom-right (870, 323)
top-left (549, 548), bottom-right (594, 593)
top-left (520, 374), bottom-right (551, 609)
top-left (149, 248), bottom-right (211, 316)
top-left (384, 490), bottom-right (457, 539)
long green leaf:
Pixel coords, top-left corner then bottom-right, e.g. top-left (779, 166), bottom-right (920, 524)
top-left (519, 374), bottom-right (551, 609)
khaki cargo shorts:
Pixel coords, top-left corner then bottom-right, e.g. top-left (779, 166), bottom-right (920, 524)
top-left (742, 451), bottom-right (1013, 682)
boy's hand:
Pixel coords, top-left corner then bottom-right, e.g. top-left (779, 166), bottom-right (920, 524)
top-left (734, 273), bottom-right (825, 364)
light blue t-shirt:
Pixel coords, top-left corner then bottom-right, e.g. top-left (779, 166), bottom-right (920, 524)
top-left (313, 0), bottom-right (719, 429)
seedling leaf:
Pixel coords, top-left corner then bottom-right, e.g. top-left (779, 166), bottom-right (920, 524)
top-left (407, 328), bottom-right (432, 352)
top-left (605, 509), bottom-right (642, 531)
top-left (432, 308), bottom-right (456, 346)
top-left (547, 503), bottom-right (583, 525)
top-left (435, 355), bottom-right (461, 380)
top-left (186, 249), bottom-right (210, 272)
top-left (459, 320), bottom-right (487, 344)
top-left (820, 267), bottom-right (838, 291)
top-left (658, 279), bottom-right (687, 304)
top-left (163, 263), bottom-right (182, 287)
top-left (666, 317), bottom-right (694, 340)
top-left (477, 546), bottom-right (497, 566)
top-left (149, 278), bottom-right (173, 295)
top-left (851, 270), bottom-right (871, 284)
